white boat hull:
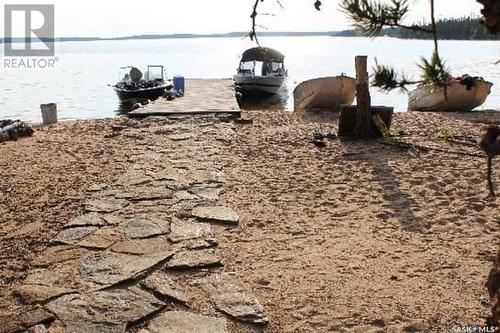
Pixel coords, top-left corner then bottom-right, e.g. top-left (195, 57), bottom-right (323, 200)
top-left (293, 76), bottom-right (356, 111)
top-left (408, 80), bottom-right (493, 112)
top-left (234, 74), bottom-right (285, 95)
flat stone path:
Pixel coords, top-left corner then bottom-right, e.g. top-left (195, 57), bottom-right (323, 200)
top-left (5, 116), bottom-right (267, 333)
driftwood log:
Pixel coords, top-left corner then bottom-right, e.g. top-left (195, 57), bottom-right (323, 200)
top-left (0, 120), bottom-right (34, 143)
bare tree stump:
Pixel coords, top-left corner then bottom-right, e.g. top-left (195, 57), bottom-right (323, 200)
top-left (339, 105), bottom-right (393, 137)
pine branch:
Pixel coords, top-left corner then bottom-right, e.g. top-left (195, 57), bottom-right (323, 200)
top-left (372, 59), bottom-right (419, 91)
top-left (418, 51), bottom-right (451, 88)
top-left (340, 0), bottom-right (414, 36)
top-left (340, 0), bottom-right (449, 91)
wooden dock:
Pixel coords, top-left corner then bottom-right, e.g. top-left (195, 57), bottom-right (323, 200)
top-left (128, 79), bottom-right (241, 118)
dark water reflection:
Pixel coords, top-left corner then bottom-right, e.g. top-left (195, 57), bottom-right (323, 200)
top-left (115, 97), bottom-right (161, 115)
top-left (237, 88), bottom-right (290, 112)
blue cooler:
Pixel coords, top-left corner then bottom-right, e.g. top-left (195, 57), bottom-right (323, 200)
top-left (173, 76), bottom-right (185, 94)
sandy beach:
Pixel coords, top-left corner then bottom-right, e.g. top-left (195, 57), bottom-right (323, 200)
top-left (0, 96), bottom-right (499, 332)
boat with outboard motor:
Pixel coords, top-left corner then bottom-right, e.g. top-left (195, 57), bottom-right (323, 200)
top-left (234, 47), bottom-right (287, 95)
top-left (112, 65), bottom-right (173, 101)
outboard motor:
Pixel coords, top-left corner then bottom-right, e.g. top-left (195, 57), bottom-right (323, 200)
top-left (129, 67), bottom-right (143, 83)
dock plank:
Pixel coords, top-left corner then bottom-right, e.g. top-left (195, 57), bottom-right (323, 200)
top-left (128, 79), bottom-right (240, 118)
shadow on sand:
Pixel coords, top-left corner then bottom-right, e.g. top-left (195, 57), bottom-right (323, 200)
top-left (339, 138), bottom-right (423, 231)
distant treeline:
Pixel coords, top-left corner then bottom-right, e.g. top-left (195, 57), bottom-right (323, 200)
top-left (0, 31), bottom-right (335, 44)
top-left (334, 17), bottom-right (500, 40)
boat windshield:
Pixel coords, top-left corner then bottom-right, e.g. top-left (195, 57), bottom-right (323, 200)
top-left (146, 66), bottom-right (164, 81)
top-left (118, 66), bottom-right (165, 83)
top-left (238, 61), bottom-right (285, 76)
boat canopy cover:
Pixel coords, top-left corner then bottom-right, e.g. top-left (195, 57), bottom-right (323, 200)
top-left (241, 47), bottom-right (285, 62)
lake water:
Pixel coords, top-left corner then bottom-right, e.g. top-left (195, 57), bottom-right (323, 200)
top-left (1, 36), bottom-right (499, 122)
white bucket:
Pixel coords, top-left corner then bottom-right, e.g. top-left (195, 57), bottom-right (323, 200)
top-left (40, 103), bottom-right (58, 125)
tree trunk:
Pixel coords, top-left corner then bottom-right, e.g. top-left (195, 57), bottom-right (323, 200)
top-left (487, 244), bottom-right (500, 327)
top-left (353, 56), bottom-right (373, 138)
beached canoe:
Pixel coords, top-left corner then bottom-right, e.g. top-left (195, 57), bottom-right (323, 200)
top-left (293, 75), bottom-right (356, 111)
top-left (408, 76), bottom-right (493, 112)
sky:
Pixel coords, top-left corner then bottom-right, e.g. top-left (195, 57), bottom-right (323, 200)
top-left (0, 0), bottom-right (484, 38)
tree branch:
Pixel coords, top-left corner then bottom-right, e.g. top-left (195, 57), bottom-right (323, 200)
top-left (250, 0), bottom-right (321, 43)
top-left (249, 0), bottom-right (260, 44)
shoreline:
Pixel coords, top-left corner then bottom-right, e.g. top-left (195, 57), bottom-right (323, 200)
top-left (14, 107), bottom-right (500, 128)
top-left (3, 33), bottom-right (500, 45)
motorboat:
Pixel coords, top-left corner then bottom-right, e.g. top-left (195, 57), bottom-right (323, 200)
top-left (234, 47), bottom-right (287, 95)
top-left (112, 65), bottom-right (173, 101)
top-left (408, 75), bottom-right (493, 112)
top-left (293, 75), bottom-right (356, 111)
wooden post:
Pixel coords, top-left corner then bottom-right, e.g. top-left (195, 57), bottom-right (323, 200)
top-left (41, 103), bottom-right (58, 125)
top-left (353, 56), bottom-right (373, 138)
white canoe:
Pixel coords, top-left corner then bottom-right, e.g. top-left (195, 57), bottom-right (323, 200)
top-left (408, 79), bottom-right (493, 112)
top-left (234, 74), bottom-right (286, 95)
top-left (293, 75), bottom-right (356, 111)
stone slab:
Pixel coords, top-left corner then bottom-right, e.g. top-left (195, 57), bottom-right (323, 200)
top-left (87, 183), bottom-right (109, 192)
top-left (169, 219), bottom-right (213, 243)
top-left (203, 273), bottom-right (268, 325)
top-left (169, 133), bottom-right (194, 141)
top-left (77, 227), bottom-right (122, 249)
top-left (34, 245), bottom-right (89, 267)
top-left (141, 311), bottom-right (228, 333)
top-left (114, 187), bottom-right (173, 202)
top-left (78, 251), bottom-right (174, 288)
top-left (167, 248), bottom-right (221, 270)
top-left (110, 236), bottom-right (171, 255)
top-left (46, 287), bottom-right (164, 333)
top-left (175, 190), bottom-right (200, 201)
top-left (114, 170), bottom-right (151, 187)
top-left (188, 185), bottom-right (224, 201)
top-left (0, 307), bottom-right (54, 333)
top-left (191, 206), bottom-right (239, 225)
top-left (118, 217), bottom-right (170, 239)
top-left (140, 271), bottom-right (187, 303)
top-left (84, 199), bottom-right (128, 213)
top-left (65, 213), bottom-right (106, 228)
top-left (13, 284), bottom-right (76, 304)
top-left (54, 227), bottom-right (99, 245)
top-left (24, 265), bottom-right (81, 291)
